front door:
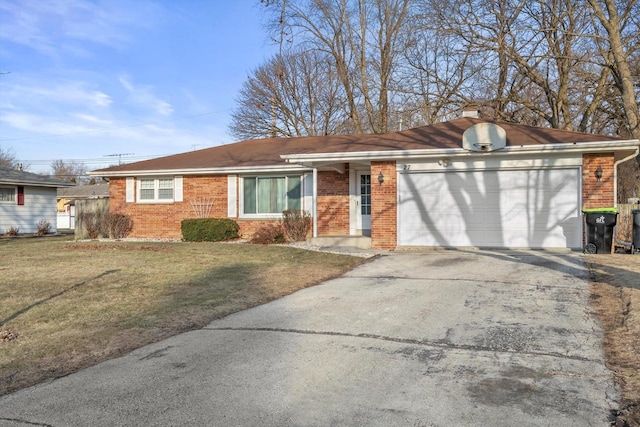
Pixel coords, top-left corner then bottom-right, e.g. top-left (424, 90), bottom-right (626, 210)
top-left (356, 172), bottom-right (371, 233)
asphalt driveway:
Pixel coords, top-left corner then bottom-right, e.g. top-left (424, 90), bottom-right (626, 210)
top-left (0, 250), bottom-right (618, 426)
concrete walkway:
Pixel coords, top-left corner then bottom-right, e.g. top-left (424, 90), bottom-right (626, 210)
top-left (0, 250), bottom-right (618, 426)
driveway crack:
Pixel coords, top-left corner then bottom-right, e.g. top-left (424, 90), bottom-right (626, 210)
top-left (0, 418), bottom-right (53, 426)
top-left (205, 326), bottom-right (597, 363)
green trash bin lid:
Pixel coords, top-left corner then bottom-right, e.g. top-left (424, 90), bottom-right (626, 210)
top-left (582, 207), bottom-right (618, 213)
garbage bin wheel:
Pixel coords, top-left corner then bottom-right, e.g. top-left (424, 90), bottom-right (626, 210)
top-left (584, 243), bottom-right (597, 254)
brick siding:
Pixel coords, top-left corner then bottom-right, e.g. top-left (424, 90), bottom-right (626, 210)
top-left (316, 166), bottom-right (350, 235)
top-left (110, 176), bottom-right (229, 239)
top-left (110, 175), bottom-right (315, 240)
top-left (582, 153), bottom-right (615, 209)
top-left (370, 161), bottom-right (397, 249)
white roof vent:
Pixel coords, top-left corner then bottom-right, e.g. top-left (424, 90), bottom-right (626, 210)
top-left (462, 123), bottom-right (507, 152)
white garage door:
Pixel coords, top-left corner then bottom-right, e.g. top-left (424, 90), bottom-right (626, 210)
top-left (398, 168), bottom-right (581, 248)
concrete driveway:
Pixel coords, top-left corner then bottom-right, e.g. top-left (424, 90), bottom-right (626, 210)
top-left (0, 250), bottom-right (618, 426)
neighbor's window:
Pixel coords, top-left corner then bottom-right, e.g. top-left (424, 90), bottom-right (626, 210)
top-left (0, 187), bottom-right (16, 203)
top-left (243, 176), bottom-right (301, 215)
top-left (137, 178), bottom-right (174, 202)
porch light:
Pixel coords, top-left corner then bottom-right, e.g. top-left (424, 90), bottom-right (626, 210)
top-left (377, 171), bottom-right (384, 185)
top-left (595, 166), bottom-right (603, 182)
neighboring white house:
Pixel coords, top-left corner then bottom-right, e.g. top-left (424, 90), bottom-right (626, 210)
top-left (0, 166), bottom-right (74, 234)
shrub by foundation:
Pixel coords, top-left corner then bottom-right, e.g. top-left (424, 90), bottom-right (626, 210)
top-left (181, 218), bottom-right (239, 242)
top-left (250, 223), bottom-right (286, 244)
top-left (79, 212), bottom-right (104, 240)
top-left (4, 226), bottom-right (20, 236)
top-left (105, 213), bottom-right (134, 239)
top-left (282, 210), bottom-right (311, 241)
top-left (35, 220), bottom-right (51, 236)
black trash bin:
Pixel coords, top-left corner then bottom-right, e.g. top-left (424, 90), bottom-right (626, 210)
top-left (583, 208), bottom-right (618, 254)
top-left (633, 209), bottom-right (640, 253)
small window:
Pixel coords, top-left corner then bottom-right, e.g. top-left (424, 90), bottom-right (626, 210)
top-left (0, 187), bottom-right (16, 203)
top-left (242, 175), bottom-right (302, 215)
top-left (137, 178), bottom-right (174, 202)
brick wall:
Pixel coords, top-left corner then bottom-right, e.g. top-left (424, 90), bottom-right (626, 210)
top-left (110, 176), bottom-right (229, 239)
top-left (371, 161), bottom-right (397, 249)
top-left (316, 166), bottom-right (350, 235)
top-left (110, 175), bottom-right (306, 240)
top-left (582, 153), bottom-right (615, 209)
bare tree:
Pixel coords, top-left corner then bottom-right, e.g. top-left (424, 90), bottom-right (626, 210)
top-left (50, 160), bottom-right (87, 184)
top-left (586, 0), bottom-right (640, 139)
top-left (243, 0), bottom-right (638, 147)
top-left (230, 51), bottom-right (346, 139)
top-left (0, 147), bottom-right (19, 168)
top-left (261, 0), bottom-right (412, 134)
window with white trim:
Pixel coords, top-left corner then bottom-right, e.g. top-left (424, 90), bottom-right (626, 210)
top-left (0, 187), bottom-right (16, 203)
top-left (137, 178), bottom-right (174, 202)
top-left (242, 175), bottom-right (301, 215)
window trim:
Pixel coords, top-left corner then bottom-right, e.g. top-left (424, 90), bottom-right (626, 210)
top-left (0, 186), bottom-right (17, 204)
top-left (136, 177), bottom-right (175, 204)
top-left (239, 174), bottom-right (303, 218)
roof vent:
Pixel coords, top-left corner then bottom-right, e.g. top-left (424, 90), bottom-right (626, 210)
top-left (462, 123), bottom-right (507, 152)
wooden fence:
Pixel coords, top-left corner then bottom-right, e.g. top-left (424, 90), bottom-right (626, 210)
top-left (616, 203), bottom-right (639, 243)
top-left (74, 199), bottom-right (109, 240)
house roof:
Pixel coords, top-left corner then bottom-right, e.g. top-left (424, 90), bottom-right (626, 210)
top-left (57, 182), bottom-right (110, 199)
top-left (0, 167), bottom-right (75, 188)
top-left (91, 118), bottom-right (637, 176)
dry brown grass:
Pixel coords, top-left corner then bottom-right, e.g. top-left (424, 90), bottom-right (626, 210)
top-left (0, 237), bottom-right (364, 395)
top-left (587, 254), bottom-right (640, 427)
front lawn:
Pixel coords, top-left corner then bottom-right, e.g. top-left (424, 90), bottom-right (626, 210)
top-left (0, 238), bottom-right (364, 395)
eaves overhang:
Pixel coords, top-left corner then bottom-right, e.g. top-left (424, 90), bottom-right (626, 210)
top-left (281, 139), bottom-right (640, 166)
top-left (0, 179), bottom-right (75, 188)
top-left (89, 164), bottom-right (314, 178)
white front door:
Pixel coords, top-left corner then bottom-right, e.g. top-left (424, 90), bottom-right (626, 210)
top-left (356, 172), bottom-right (371, 232)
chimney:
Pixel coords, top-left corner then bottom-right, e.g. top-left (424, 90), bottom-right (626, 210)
top-left (462, 108), bottom-right (479, 118)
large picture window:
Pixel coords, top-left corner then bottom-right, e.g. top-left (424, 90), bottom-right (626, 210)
top-left (243, 176), bottom-right (301, 215)
top-left (0, 187), bottom-right (16, 203)
top-left (138, 178), bottom-right (174, 202)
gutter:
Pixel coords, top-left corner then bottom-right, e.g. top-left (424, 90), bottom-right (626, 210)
top-left (281, 139), bottom-right (640, 164)
top-left (89, 164), bottom-right (313, 178)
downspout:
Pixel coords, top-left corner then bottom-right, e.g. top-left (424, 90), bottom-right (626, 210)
top-left (313, 167), bottom-right (318, 238)
top-left (612, 147), bottom-right (639, 248)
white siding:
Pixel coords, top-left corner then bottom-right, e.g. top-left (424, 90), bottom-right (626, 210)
top-left (0, 186), bottom-right (59, 234)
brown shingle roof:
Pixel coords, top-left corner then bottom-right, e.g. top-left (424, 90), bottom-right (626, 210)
top-left (93, 118), bottom-right (622, 173)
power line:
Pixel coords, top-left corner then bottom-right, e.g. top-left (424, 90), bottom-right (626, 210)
top-left (20, 154), bottom-right (171, 166)
top-left (0, 109), bottom-right (231, 143)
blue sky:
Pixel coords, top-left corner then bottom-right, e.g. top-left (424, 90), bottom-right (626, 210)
top-left (0, 0), bottom-right (277, 173)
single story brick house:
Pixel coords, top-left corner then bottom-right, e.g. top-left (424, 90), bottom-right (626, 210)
top-left (1, 166), bottom-right (74, 234)
top-left (90, 117), bottom-right (640, 250)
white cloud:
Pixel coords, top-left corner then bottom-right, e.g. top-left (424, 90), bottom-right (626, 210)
top-left (2, 80), bottom-right (113, 109)
top-left (0, 112), bottom-right (92, 135)
top-left (119, 75), bottom-right (174, 116)
top-left (0, 0), bottom-right (163, 58)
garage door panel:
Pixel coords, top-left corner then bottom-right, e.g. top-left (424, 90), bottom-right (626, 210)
top-left (398, 169), bottom-right (581, 248)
